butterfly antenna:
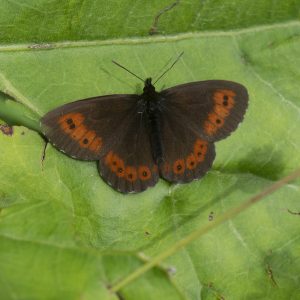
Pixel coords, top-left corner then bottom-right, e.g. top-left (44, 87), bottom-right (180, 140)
top-left (153, 51), bottom-right (184, 85)
top-left (112, 60), bottom-right (144, 83)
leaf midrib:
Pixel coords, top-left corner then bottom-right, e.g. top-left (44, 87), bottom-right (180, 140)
top-left (0, 20), bottom-right (299, 52)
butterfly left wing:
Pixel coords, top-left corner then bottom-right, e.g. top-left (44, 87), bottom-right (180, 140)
top-left (160, 80), bottom-right (248, 142)
top-left (157, 80), bottom-right (248, 183)
top-left (158, 111), bottom-right (216, 183)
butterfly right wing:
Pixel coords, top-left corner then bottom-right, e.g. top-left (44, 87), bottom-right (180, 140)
top-left (41, 94), bottom-right (159, 193)
top-left (41, 94), bottom-right (140, 160)
top-left (98, 109), bottom-right (159, 193)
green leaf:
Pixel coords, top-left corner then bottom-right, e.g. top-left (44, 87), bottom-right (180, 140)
top-left (0, 0), bottom-right (299, 42)
top-left (1, 1), bottom-right (300, 299)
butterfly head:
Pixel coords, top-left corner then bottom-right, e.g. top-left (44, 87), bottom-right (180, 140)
top-left (144, 78), bottom-right (155, 93)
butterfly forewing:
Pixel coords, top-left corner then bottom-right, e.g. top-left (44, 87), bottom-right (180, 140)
top-left (160, 80), bottom-right (248, 142)
top-left (41, 94), bottom-right (139, 160)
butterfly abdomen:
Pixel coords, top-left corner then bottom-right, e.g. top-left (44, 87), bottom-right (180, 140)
top-left (147, 108), bottom-right (163, 165)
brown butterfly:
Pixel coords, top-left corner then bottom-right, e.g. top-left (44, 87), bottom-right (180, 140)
top-left (41, 55), bottom-right (248, 193)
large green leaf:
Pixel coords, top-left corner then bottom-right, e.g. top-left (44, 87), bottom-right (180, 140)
top-left (0, 0), bottom-right (299, 43)
top-left (0, 1), bottom-right (300, 299)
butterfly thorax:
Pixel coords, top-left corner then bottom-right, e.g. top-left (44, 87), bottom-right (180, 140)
top-left (142, 78), bottom-right (163, 110)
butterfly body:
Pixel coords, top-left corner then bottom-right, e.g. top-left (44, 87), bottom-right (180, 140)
top-left (139, 78), bottom-right (165, 165)
top-left (41, 79), bottom-right (248, 193)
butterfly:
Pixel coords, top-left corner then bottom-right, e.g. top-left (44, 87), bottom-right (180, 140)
top-left (41, 56), bottom-right (248, 193)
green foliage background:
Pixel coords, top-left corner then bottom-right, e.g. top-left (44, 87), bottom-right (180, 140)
top-left (0, 1), bottom-right (299, 299)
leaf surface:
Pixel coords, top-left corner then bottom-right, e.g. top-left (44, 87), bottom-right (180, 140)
top-left (0, 1), bottom-right (300, 299)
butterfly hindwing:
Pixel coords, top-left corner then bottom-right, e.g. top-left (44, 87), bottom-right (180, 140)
top-left (158, 109), bottom-right (216, 183)
top-left (160, 80), bottom-right (248, 142)
top-left (99, 111), bottom-right (159, 193)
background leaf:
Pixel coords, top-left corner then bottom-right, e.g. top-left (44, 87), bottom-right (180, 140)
top-left (0, 0), bottom-right (299, 42)
top-left (0, 1), bottom-right (300, 299)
